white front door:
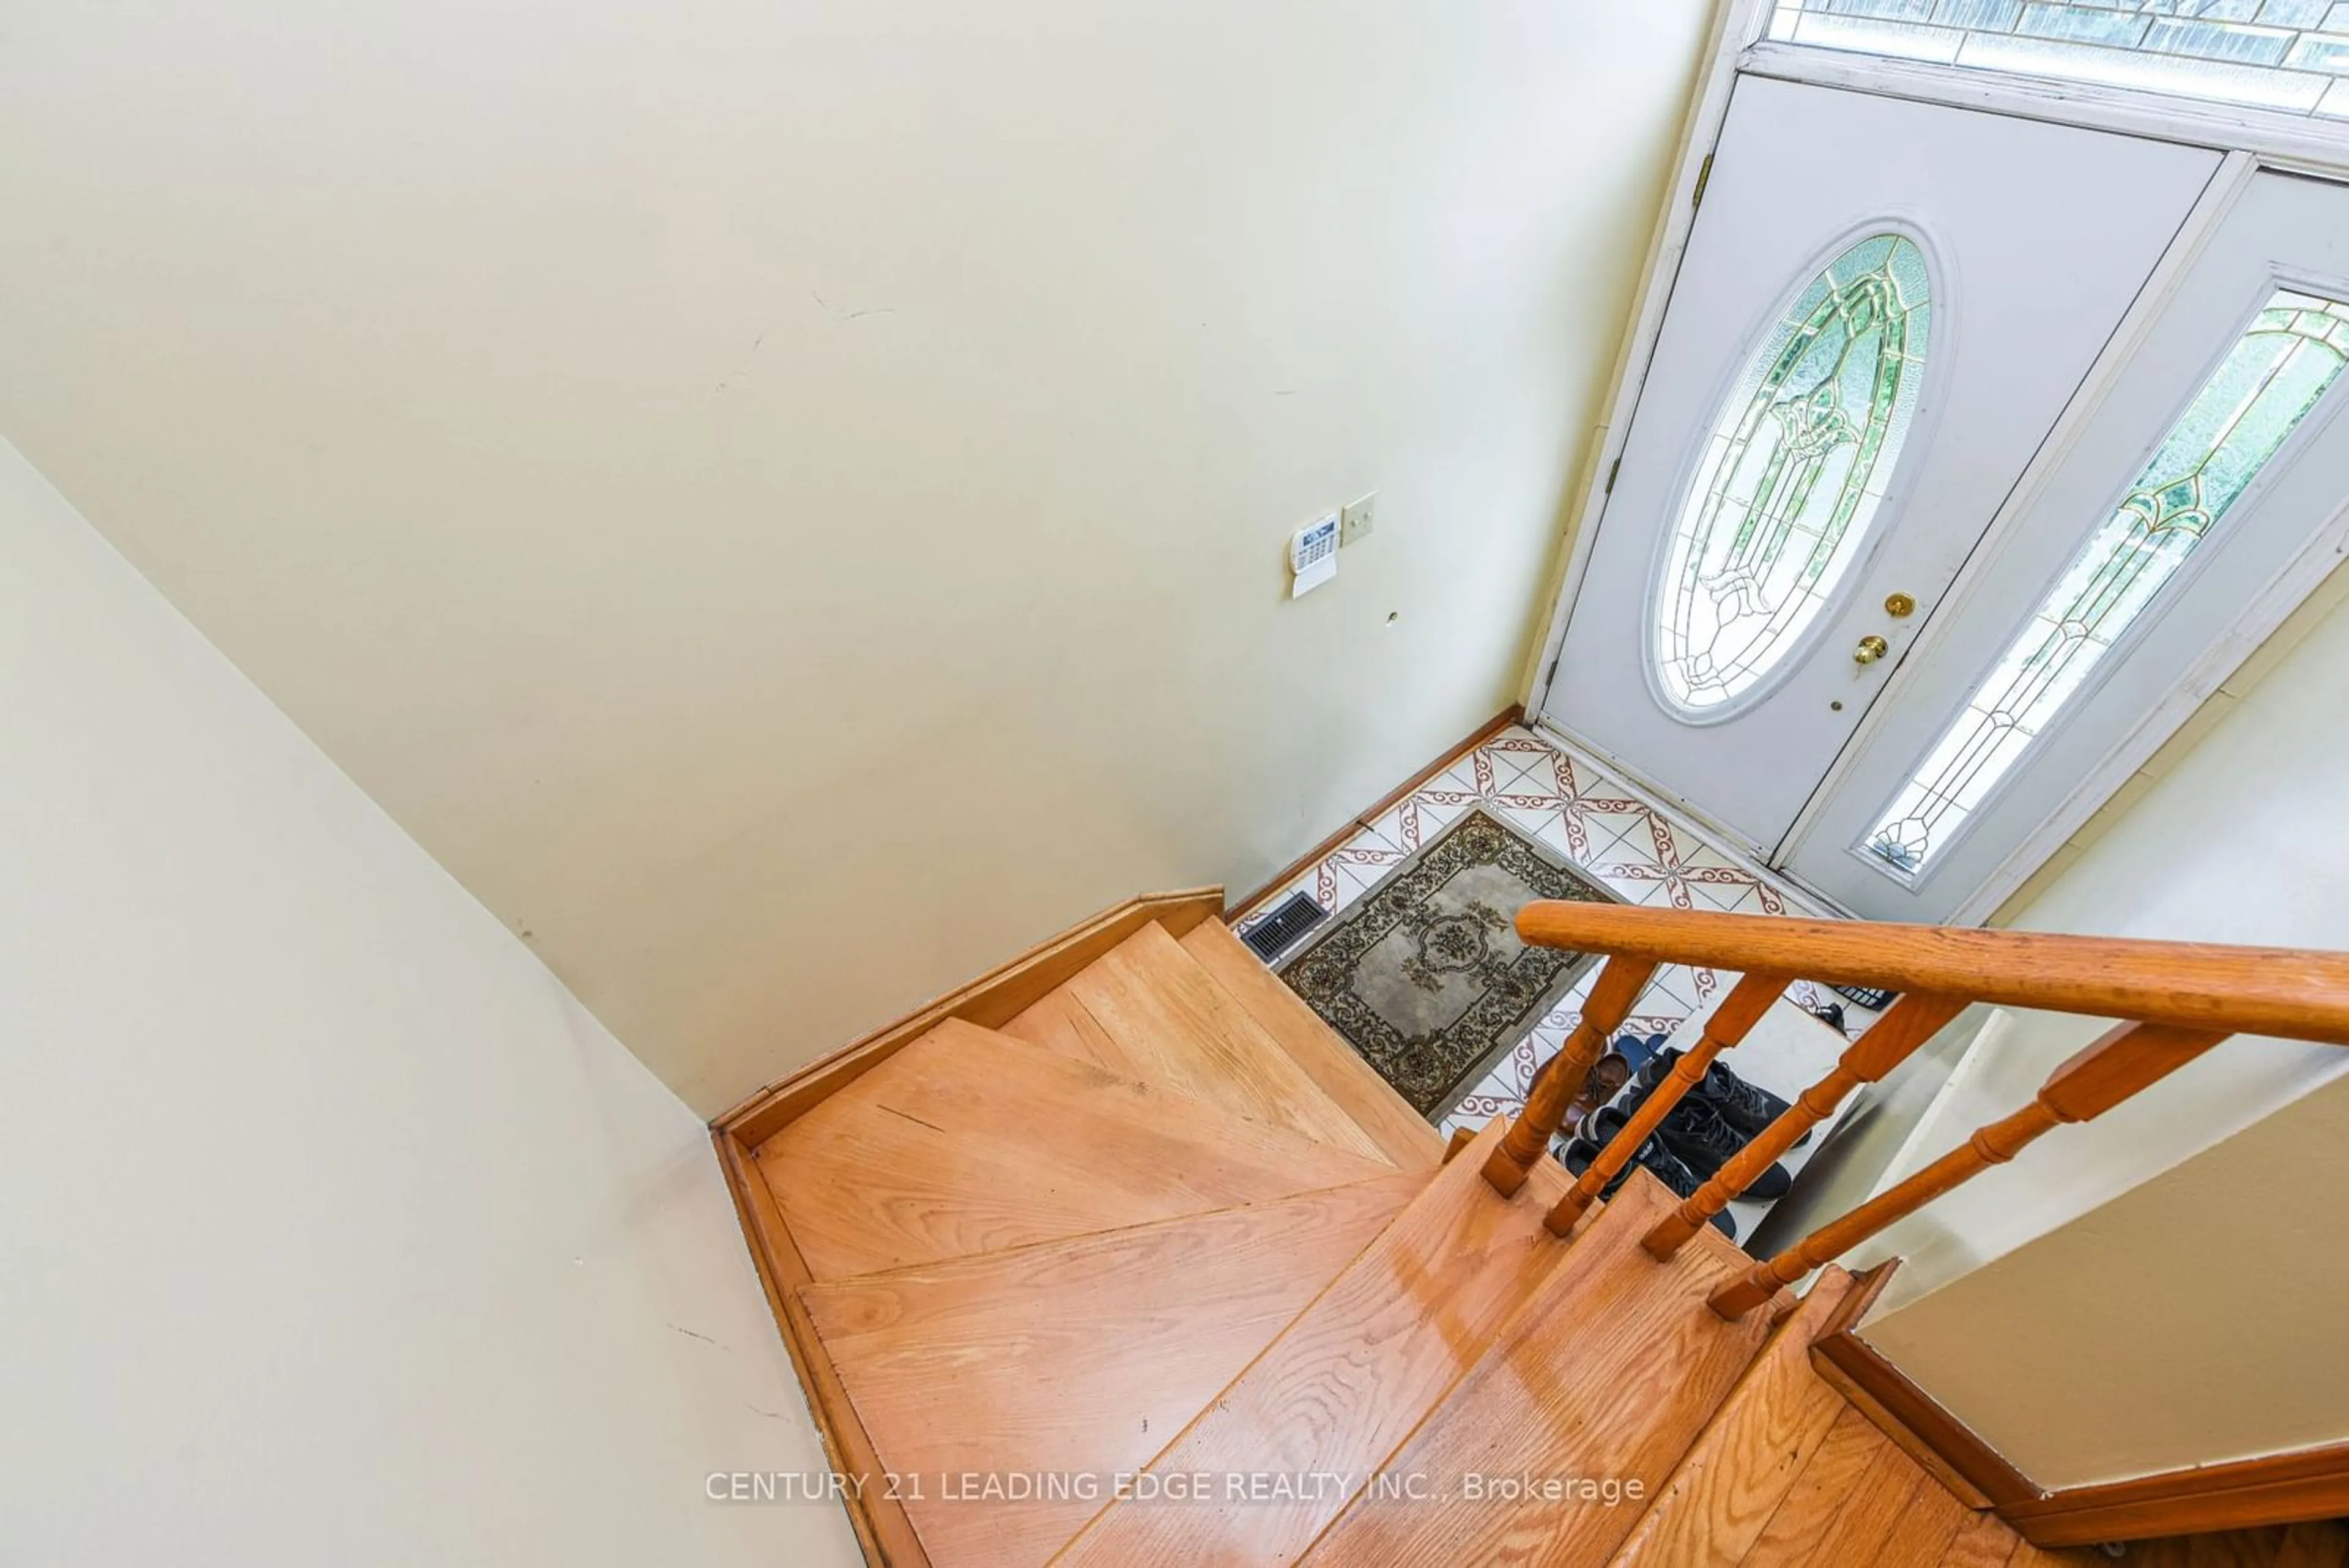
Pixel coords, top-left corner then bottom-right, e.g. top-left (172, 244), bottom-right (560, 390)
top-left (1785, 169), bottom-right (2349, 918)
top-left (1539, 76), bottom-right (2219, 856)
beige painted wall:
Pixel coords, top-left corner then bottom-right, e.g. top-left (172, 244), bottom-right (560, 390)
top-left (0, 437), bottom-right (859, 1564)
top-left (1855, 571), bottom-right (2349, 1485)
top-left (1863, 567), bottom-right (2349, 1313)
top-left (1864, 1072), bottom-right (2349, 1488)
top-left (0, 0), bottom-right (1716, 1115)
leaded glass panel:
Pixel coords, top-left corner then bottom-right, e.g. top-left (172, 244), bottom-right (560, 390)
top-left (1652, 233), bottom-right (1933, 714)
top-left (1861, 288), bottom-right (2349, 877)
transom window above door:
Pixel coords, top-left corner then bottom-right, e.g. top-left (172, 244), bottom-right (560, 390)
top-left (1768, 1), bottom-right (2349, 118)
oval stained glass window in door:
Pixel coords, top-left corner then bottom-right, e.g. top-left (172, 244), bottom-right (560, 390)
top-left (1653, 232), bottom-right (1934, 715)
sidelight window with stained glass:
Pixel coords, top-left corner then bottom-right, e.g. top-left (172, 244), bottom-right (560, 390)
top-left (1861, 287), bottom-right (2349, 879)
top-left (1652, 232), bottom-right (1934, 715)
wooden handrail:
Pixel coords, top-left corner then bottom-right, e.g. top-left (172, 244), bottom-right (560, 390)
top-left (1512, 903), bottom-right (2349, 1045)
top-left (1707, 1022), bottom-right (2230, 1316)
top-left (1495, 900), bottom-right (2349, 1320)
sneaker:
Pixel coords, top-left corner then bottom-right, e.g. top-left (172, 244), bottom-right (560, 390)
top-left (1650, 1099), bottom-right (1794, 1202)
top-left (1567, 1112), bottom-right (1738, 1238)
top-left (1556, 1136), bottom-right (1627, 1200)
top-left (1636, 1047), bottom-right (1809, 1148)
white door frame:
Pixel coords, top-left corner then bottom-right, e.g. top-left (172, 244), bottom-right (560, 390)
top-left (1526, 0), bottom-right (2349, 924)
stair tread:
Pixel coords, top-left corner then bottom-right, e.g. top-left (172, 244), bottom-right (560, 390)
top-left (1049, 1117), bottom-right (1572, 1567)
top-left (759, 1017), bottom-right (1393, 1280)
top-left (1939, 1514), bottom-right (2028, 1568)
top-left (1606, 1266), bottom-right (1858, 1568)
top-left (1179, 918), bottom-right (1443, 1170)
top-left (803, 1168), bottom-right (1427, 1568)
top-left (1047, 921), bottom-right (1391, 1164)
top-left (1302, 1169), bottom-right (1778, 1567)
top-left (1876, 1474), bottom-right (1975, 1568)
top-left (999, 986), bottom-right (1134, 1077)
top-left (1739, 1405), bottom-right (1931, 1566)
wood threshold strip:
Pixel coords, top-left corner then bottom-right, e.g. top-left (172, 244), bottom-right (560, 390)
top-left (1225, 704), bottom-right (1523, 920)
top-left (2003, 1441), bottom-right (2349, 1547)
top-left (713, 887), bottom-right (1225, 1146)
top-left (1513, 901), bottom-right (2349, 1044)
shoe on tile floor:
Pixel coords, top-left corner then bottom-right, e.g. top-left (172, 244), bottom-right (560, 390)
top-left (1557, 1134), bottom-right (1737, 1241)
top-left (1610, 1030), bottom-right (1672, 1075)
top-left (1563, 1050), bottom-right (1632, 1132)
top-left (1564, 1111), bottom-right (1740, 1238)
top-left (1579, 1100), bottom-right (1792, 1203)
top-left (1632, 1047), bottom-right (1810, 1148)
top-left (1650, 1099), bottom-right (1793, 1201)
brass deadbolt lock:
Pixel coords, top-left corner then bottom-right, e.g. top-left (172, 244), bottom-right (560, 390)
top-left (1885, 592), bottom-right (1917, 618)
top-left (1854, 634), bottom-right (1890, 666)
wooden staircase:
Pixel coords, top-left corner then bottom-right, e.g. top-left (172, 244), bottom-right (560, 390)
top-left (718, 894), bottom-right (2349, 1567)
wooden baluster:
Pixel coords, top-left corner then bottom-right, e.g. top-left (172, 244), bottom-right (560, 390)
top-left (1709, 1021), bottom-right (2230, 1317)
top-left (1642, 991), bottom-right (1969, 1260)
top-left (1543, 972), bottom-right (1792, 1238)
top-left (1482, 956), bottom-right (1660, 1198)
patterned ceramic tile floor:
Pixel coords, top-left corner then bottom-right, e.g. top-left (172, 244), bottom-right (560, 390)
top-left (1233, 723), bottom-right (1879, 1143)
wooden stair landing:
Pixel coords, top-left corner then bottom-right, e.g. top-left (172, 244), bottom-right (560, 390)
top-left (722, 902), bottom-right (2332, 1568)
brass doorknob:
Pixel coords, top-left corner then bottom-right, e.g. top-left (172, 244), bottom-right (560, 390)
top-left (1854, 634), bottom-right (1890, 666)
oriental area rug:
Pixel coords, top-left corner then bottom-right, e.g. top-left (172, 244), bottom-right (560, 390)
top-left (1277, 808), bottom-right (1617, 1117)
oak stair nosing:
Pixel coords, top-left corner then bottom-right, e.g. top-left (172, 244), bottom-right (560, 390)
top-left (1178, 916), bottom-right (1445, 1170)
